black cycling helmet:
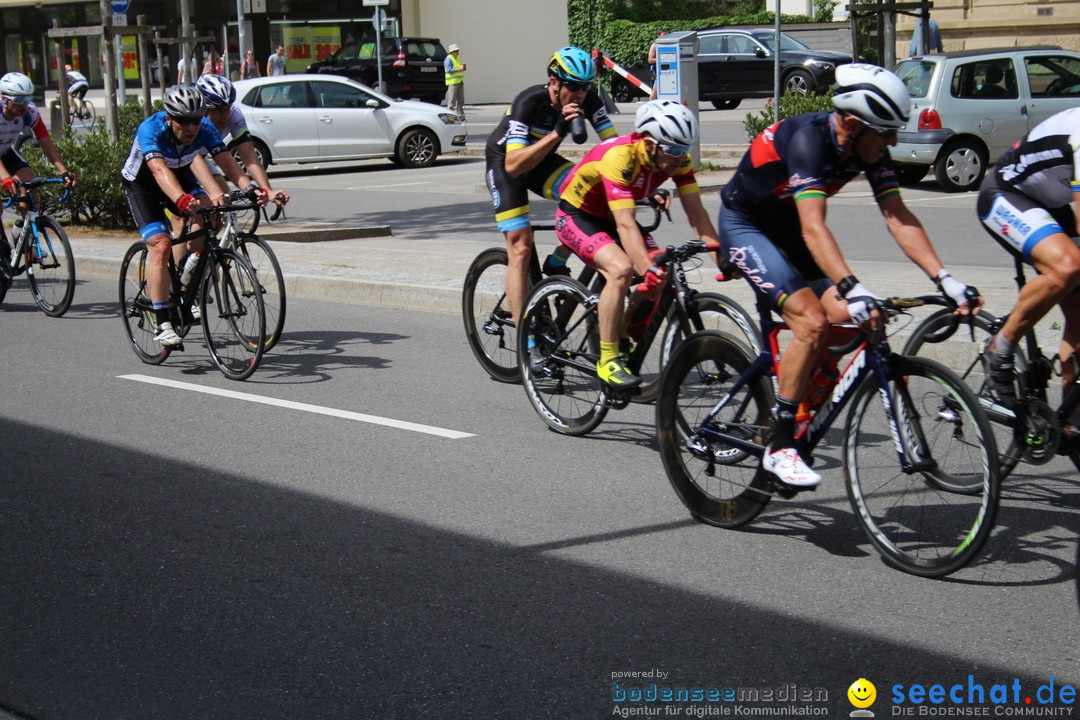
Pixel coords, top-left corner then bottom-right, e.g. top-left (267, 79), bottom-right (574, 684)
top-left (548, 46), bottom-right (595, 84)
top-left (162, 85), bottom-right (206, 119)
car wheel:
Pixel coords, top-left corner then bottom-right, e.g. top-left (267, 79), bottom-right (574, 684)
top-left (395, 127), bottom-right (439, 168)
top-left (895, 163), bottom-right (930, 186)
top-left (613, 82), bottom-right (633, 103)
top-left (784, 69), bottom-right (814, 96)
top-left (934, 138), bottom-right (987, 193)
top-left (233, 138), bottom-right (271, 170)
top-left (711, 99), bottom-right (741, 110)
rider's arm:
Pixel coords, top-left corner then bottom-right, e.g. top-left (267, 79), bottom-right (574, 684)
top-left (678, 191), bottom-right (722, 264)
top-left (35, 135), bottom-right (71, 179)
top-left (795, 195), bottom-right (859, 283)
top-left (878, 193), bottom-right (947, 277)
top-left (505, 131), bottom-right (564, 178)
top-left (147, 157), bottom-right (187, 204)
top-left (612, 205), bottom-right (655, 276)
top-left (234, 141), bottom-right (288, 204)
top-left (189, 154), bottom-right (224, 206)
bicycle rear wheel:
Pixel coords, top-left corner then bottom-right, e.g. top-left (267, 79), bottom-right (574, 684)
top-left (26, 216), bottom-right (75, 317)
top-left (638, 291), bottom-right (762, 404)
top-left (845, 355), bottom-right (1000, 577)
top-left (656, 330), bottom-right (775, 527)
top-left (119, 242), bottom-right (170, 365)
top-left (518, 276), bottom-right (608, 435)
top-left (200, 250), bottom-right (265, 381)
top-left (463, 248), bottom-right (520, 383)
top-left (903, 308), bottom-right (1025, 478)
top-left (234, 233), bottom-right (286, 351)
top-left (80, 99), bottom-right (96, 126)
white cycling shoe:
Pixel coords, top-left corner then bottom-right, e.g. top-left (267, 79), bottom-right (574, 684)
top-left (762, 445), bottom-right (822, 489)
top-left (154, 321), bottom-right (183, 348)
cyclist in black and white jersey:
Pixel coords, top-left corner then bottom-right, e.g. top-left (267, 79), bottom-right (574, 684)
top-left (484, 46), bottom-right (617, 328)
top-left (64, 64), bottom-right (89, 115)
top-left (121, 85), bottom-right (267, 347)
top-left (978, 106), bottom-right (1080, 404)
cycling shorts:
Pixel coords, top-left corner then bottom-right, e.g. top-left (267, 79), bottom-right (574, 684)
top-left (554, 200), bottom-right (658, 269)
top-left (122, 177), bottom-right (205, 242)
top-left (718, 204), bottom-right (832, 310)
top-left (977, 172), bottom-right (1076, 264)
top-left (68, 82), bottom-right (89, 98)
top-left (1, 147), bottom-right (30, 176)
top-left (485, 151), bottom-right (574, 233)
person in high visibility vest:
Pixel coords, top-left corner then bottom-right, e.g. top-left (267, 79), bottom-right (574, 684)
top-left (444, 44), bottom-right (466, 119)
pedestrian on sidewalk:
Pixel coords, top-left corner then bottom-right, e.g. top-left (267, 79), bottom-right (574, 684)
top-left (239, 49), bottom-right (261, 80)
top-left (648, 28), bottom-right (668, 99)
top-left (444, 43), bottom-right (466, 119)
top-left (267, 45), bottom-right (286, 77)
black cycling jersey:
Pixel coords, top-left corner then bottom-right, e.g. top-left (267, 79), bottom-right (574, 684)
top-left (485, 84), bottom-right (615, 157)
top-left (721, 111), bottom-right (900, 239)
top-left (989, 106), bottom-right (1080, 211)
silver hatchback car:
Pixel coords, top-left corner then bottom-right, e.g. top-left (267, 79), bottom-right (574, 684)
top-left (890, 46), bottom-right (1080, 192)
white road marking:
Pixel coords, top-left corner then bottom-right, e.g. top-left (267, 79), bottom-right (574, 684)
top-left (119, 374), bottom-right (475, 439)
top-left (345, 181), bottom-right (432, 190)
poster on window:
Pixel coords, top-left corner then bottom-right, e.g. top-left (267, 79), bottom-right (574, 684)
top-left (122, 35), bottom-right (138, 80)
top-left (282, 25), bottom-right (313, 73)
top-left (312, 27), bottom-right (341, 63)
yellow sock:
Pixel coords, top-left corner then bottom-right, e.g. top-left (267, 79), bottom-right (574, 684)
top-left (600, 341), bottom-right (620, 366)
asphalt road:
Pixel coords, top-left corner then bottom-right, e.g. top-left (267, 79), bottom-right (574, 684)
top-left (1, 268), bottom-right (1077, 718)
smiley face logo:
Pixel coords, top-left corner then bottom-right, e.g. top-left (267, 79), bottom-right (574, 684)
top-left (848, 678), bottom-right (877, 709)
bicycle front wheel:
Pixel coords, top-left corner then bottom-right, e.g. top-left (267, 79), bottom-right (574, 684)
top-left (119, 241), bottom-right (170, 365)
top-left (656, 330), bottom-right (775, 528)
top-left (463, 248), bottom-right (520, 383)
top-left (903, 308), bottom-right (1025, 478)
top-left (27, 215), bottom-right (75, 317)
top-left (80, 99), bottom-right (96, 126)
top-left (845, 355), bottom-right (1000, 577)
top-left (235, 234), bottom-right (286, 351)
top-left (517, 276), bottom-right (608, 435)
top-left (200, 250), bottom-right (265, 381)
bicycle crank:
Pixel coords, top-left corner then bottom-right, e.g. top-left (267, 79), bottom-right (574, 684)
top-left (1018, 398), bottom-right (1060, 465)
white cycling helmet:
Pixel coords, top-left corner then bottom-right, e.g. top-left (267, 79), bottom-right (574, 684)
top-left (162, 85), bottom-right (206, 119)
top-left (195, 74), bottom-right (235, 107)
top-left (0, 72), bottom-right (34, 99)
top-left (832, 63), bottom-right (910, 131)
top-left (634, 99), bottom-right (699, 147)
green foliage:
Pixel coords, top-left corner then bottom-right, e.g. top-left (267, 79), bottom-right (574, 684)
top-left (742, 88), bottom-right (834, 140)
top-left (21, 99), bottom-right (157, 229)
top-left (567, 5), bottom-right (814, 69)
top-left (812, 0), bottom-right (838, 22)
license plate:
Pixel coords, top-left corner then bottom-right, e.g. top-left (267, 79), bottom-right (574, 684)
top-left (420, 66), bottom-right (437, 73)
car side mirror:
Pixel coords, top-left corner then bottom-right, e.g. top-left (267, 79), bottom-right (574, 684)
top-left (755, 47), bottom-right (768, 58)
top-left (366, 99), bottom-right (380, 109)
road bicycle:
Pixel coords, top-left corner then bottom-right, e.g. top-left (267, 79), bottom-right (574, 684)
top-left (66, 97), bottom-right (96, 129)
top-left (517, 239), bottom-right (761, 434)
top-left (0, 176), bottom-right (75, 317)
top-left (218, 196), bottom-right (287, 352)
top-left (655, 294), bottom-right (1001, 578)
top-left (903, 257), bottom-right (1080, 478)
top-left (119, 190), bottom-right (266, 381)
top-left (463, 195), bottom-right (759, 395)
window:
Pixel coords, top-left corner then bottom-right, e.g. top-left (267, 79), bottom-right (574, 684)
top-left (895, 59), bottom-right (936, 99)
top-left (727, 35), bottom-right (758, 55)
top-left (699, 35), bottom-right (723, 54)
top-left (312, 80), bottom-right (376, 109)
top-left (1025, 55), bottom-right (1080, 96)
top-left (951, 59), bottom-right (1017, 99)
top-left (253, 82), bottom-right (310, 108)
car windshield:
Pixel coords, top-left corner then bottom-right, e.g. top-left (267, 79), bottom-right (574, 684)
top-left (754, 33), bottom-right (811, 52)
top-left (894, 59), bottom-right (936, 99)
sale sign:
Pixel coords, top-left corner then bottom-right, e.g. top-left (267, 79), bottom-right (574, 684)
top-left (282, 25), bottom-right (313, 73)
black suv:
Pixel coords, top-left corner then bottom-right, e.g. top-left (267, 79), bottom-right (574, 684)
top-left (696, 28), bottom-right (851, 109)
top-left (307, 37), bottom-right (447, 105)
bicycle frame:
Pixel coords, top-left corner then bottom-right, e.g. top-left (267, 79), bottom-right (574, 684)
top-left (2, 179), bottom-right (71, 275)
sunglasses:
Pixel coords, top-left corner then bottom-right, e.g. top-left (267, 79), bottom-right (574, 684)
top-left (4, 95), bottom-right (31, 105)
top-left (169, 116), bottom-right (203, 126)
top-left (561, 81), bottom-right (592, 93)
top-left (658, 143), bottom-right (691, 158)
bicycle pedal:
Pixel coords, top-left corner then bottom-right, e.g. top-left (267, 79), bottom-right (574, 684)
top-left (769, 478), bottom-right (814, 498)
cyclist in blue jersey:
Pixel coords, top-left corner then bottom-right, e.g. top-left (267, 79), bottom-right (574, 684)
top-left (121, 85), bottom-right (267, 347)
top-left (485, 46), bottom-right (618, 329)
top-left (718, 64), bottom-right (980, 488)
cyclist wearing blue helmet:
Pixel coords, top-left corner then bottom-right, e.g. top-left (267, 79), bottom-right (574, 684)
top-left (484, 46), bottom-right (617, 331)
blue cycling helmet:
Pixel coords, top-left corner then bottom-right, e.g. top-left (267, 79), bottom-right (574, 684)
top-left (195, 74), bottom-right (236, 108)
top-left (548, 46), bottom-right (595, 84)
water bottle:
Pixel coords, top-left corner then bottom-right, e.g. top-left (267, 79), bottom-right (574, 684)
top-left (570, 116), bottom-right (587, 144)
top-left (180, 251), bottom-right (199, 287)
top-left (796, 360), bottom-right (840, 423)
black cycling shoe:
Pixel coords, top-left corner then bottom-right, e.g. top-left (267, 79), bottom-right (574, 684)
top-left (527, 346), bottom-right (548, 374)
top-left (986, 358), bottom-right (1018, 409)
top-left (542, 254), bottom-right (572, 277)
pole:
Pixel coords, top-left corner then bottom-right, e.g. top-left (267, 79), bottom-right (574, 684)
top-left (375, 8), bottom-right (384, 93)
top-left (180, 0), bottom-right (192, 84)
top-left (99, 0), bottom-right (118, 141)
top-left (116, 31), bottom-right (127, 103)
top-left (154, 29), bottom-right (167, 97)
top-left (773, 2), bottom-right (781, 123)
top-left (236, 0), bottom-right (247, 76)
top-left (53, 19), bottom-right (70, 137)
top-left (137, 14), bottom-right (151, 117)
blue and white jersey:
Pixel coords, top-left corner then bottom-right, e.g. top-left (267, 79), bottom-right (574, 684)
top-left (121, 111), bottom-right (229, 186)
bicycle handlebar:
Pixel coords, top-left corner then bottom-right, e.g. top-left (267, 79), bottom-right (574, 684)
top-left (634, 239), bottom-right (720, 293)
top-left (2, 177), bottom-right (73, 208)
top-left (826, 290), bottom-right (981, 355)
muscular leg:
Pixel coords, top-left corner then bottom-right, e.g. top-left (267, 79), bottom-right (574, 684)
top-left (504, 225), bottom-right (534, 324)
top-left (1059, 297), bottom-right (1080, 388)
top-left (592, 243), bottom-right (634, 345)
top-left (775, 287), bottom-right (830, 403)
top-left (999, 233), bottom-right (1080, 346)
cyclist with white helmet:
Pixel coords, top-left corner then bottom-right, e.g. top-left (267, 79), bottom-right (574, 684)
top-left (121, 85), bottom-right (268, 347)
top-left (63, 64), bottom-right (90, 115)
top-left (717, 63), bottom-right (980, 488)
top-left (0, 72), bottom-right (78, 210)
top-left (193, 74), bottom-right (288, 208)
top-left (485, 46), bottom-right (618, 331)
top-left (555, 99), bottom-right (720, 388)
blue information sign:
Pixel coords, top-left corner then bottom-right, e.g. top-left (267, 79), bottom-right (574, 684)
top-left (111, 0), bottom-right (130, 13)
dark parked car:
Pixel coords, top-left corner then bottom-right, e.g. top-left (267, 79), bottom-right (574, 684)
top-left (610, 59), bottom-right (652, 102)
top-left (306, 37), bottom-right (447, 105)
top-left (696, 28), bottom-right (851, 109)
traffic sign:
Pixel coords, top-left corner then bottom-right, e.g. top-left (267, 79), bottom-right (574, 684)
top-left (111, 0), bottom-right (130, 13)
